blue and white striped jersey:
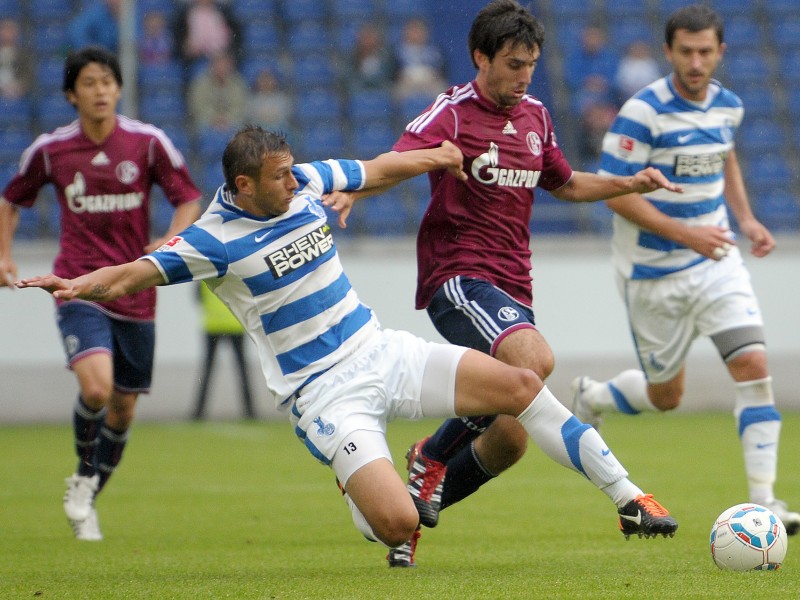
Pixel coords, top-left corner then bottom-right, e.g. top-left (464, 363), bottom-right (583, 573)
top-left (599, 76), bottom-right (743, 280)
top-left (144, 159), bottom-right (381, 407)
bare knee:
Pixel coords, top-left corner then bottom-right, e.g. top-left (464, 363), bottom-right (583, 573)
top-left (371, 504), bottom-right (419, 548)
top-left (508, 368), bottom-right (541, 414)
top-left (648, 385), bottom-right (683, 412)
top-left (79, 383), bottom-right (114, 409)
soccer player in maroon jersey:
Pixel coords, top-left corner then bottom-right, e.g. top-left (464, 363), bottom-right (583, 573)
top-left (323, 0), bottom-right (681, 566)
top-left (0, 46), bottom-right (201, 540)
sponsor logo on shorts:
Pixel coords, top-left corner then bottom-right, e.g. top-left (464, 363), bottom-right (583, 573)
top-left (497, 306), bottom-right (519, 322)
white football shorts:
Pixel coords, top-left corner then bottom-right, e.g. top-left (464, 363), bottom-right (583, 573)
top-left (619, 248), bottom-right (763, 383)
top-left (289, 328), bottom-right (467, 485)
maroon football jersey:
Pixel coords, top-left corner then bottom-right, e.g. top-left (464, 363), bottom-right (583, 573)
top-left (393, 81), bottom-right (573, 309)
top-left (3, 115), bottom-right (201, 319)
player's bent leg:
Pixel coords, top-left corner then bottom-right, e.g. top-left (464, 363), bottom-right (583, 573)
top-left (472, 415), bottom-right (527, 475)
top-left (333, 430), bottom-right (419, 548)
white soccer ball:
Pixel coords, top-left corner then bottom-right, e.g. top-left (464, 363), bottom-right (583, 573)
top-left (710, 503), bottom-right (787, 571)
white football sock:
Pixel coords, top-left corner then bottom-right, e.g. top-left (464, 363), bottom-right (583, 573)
top-left (516, 386), bottom-right (642, 507)
top-left (589, 369), bottom-right (655, 414)
top-left (734, 377), bottom-right (781, 505)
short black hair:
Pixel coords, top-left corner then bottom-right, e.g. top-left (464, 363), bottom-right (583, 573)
top-left (665, 4), bottom-right (724, 47)
top-left (63, 46), bottom-right (123, 93)
top-left (468, 0), bottom-right (545, 68)
top-left (222, 126), bottom-right (291, 193)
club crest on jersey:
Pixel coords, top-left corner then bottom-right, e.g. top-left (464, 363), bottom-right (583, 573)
top-left (526, 132), bottom-right (542, 156)
top-left (471, 141), bottom-right (542, 188)
top-left (265, 225), bottom-right (334, 278)
top-left (115, 160), bottom-right (140, 184)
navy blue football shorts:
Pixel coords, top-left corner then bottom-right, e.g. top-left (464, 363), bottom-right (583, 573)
top-left (426, 276), bottom-right (536, 357)
top-left (56, 301), bottom-right (155, 393)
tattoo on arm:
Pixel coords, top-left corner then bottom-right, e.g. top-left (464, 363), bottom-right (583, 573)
top-left (87, 284), bottom-right (111, 300)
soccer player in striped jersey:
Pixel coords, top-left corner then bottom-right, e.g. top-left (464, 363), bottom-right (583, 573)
top-left (326, 0), bottom-right (682, 566)
top-left (0, 46), bottom-right (202, 540)
top-left (571, 4), bottom-right (800, 535)
top-left (15, 126), bottom-right (679, 554)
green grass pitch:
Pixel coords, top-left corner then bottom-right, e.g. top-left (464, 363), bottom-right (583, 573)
top-left (2, 412), bottom-right (799, 599)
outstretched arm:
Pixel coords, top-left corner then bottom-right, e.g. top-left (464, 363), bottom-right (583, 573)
top-left (551, 167), bottom-right (683, 203)
top-left (323, 141), bottom-right (465, 228)
top-left (15, 259), bottom-right (165, 301)
top-left (0, 199), bottom-right (20, 288)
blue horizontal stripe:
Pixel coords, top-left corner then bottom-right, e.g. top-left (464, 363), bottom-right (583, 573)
top-left (649, 195), bottom-right (724, 218)
top-left (609, 115), bottom-right (653, 145)
top-left (262, 272), bottom-right (352, 334)
top-left (631, 255), bottom-right (707, 279)
top-left (276, 304), bottom-right (372, 375)
top-left (738, 406), bottom-right (781, 437)
top-left (154, 225), bottom-right (227, 283)
top-left (599, 152), bottom-right (644, 176)
top-left (637, 231), bottom-right (684, 252)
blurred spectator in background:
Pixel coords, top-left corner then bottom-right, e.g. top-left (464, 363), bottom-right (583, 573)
top-left (573, 73), bottom-right (619, 170)
top-left (564, 25), bottom-right (619, 93)
top-left (393, 17), bottom-right (447, 101)
top-left (0, 17), bottom-right (33, 100)
top-left (67, 0), bottom-right (121, 53)
top-left (193, 282), bottom-right (255, 420)
top-left (613, 40), bottom-right (661, 103)
top-left (347, 23), bottom-right (396, 92)
top-left (246, 67), bottom-right (293, 133)
top-left (173, 0), bottom-right (242, 80)
top-left (139, 10), bottom-right (173, 66)
top-left (188, 51), bottom-right (248, 134)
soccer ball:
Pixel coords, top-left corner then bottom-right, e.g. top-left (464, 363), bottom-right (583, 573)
top-left (710, 503), bottom-right (787, 571)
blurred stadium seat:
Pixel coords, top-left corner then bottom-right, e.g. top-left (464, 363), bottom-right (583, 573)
top-left (360, 189), bottom-right (414, 236)
top-left (294, 87), bottom-right (344, 123)
top-left (138, 62), bottom-right (184, 94)
top-left (736, 88), bottom-right (778, 120)
top-left (28, 0), bottom-right (74, 21)
top-left (385, 0), bottom-right (429, 19)
top-left (348, 90), bottom-right (393, 122)
top-left (244, 20), bottom-right (281, 55)
top-left (281, 0), bottom-right (324, 23)
top-left (0, 98), bottom-right (33, 130)
top-left (351, 121), bottom-right (396, 156)
top-left (233, 0), bottom-right (277, 21)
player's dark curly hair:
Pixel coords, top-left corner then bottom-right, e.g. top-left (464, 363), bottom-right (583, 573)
top-left (468, 0), bottom-right (544, 69)
top-left (222, 126), bottom-right (291, 193)
top-left (665, 4), bottom-right (724, 47)
top-left (63, 46), bottom-right (123, 92)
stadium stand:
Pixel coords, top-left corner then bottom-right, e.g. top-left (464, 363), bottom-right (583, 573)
top-left (8, 0), bottom-right (798, 239)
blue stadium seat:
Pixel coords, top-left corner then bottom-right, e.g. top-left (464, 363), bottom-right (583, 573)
top-left (36, 58), bottom-right (65, 94)
top-left (745, 153), bottom-right (792, 190)
top-left (290, 53), bottom-right (337, 90)
top-left (360, 189), bottom-right (413, 236)
top-left (295, 122), bottom-right (347, 161)
top-left (138, 62), bottom-right (184, 94)
top-left (233, 0), bottom-right (277, 21)
top-left (778, 51), bottom-right (800, 85)
top-left (329, 0), bottom-right (377, 20)
top-left (286, 21), bottom-right (331, 54)
top-left (529, 190), bottom-right (581, 235)
top-left (709, 0), bottom-right (754, 18)
top-left (551, 0), bottom-right (594, 18)
top-left (281, 0), bottom-right (325, 23)
top-left (603, 0), bottom-right (648, 18)
top-left (196, 128), bottom-right (234, 162)
top-left (157, 125), bottom-right (192, 158)
top-left (0, 161), bottom-right (18, 191)
top-left (351, 121), bottom-right (396, 156)
top-left (398, 93), bottom-right (434, 125)
top-left (384, 0), bottom-right (429, 19)
top-left (333, 20), bottom-right (368, 52)
top-left (0, 129), bottom-right (31, 164)
top-left (658, 0), bottom-right (692, 18)
top-left (138, 92), bottom-right (186, 127)
top-left (736, 119), bottom-right (785, 154)
top-left (736, 88), bottom-right (778, 120)
top-left (294, 87), bottom-right (344, 122)
top-left (348, 90), bottom-right (394, 122)
top-left (36, 95), bottom-right (78, 132)
top-left (772, 19), bottom-right (800, 49)
top-left (0, 0), bottom-right (21, 17)
top-left (721, 50), bottom-right (770, 86)
top-left (755, 188), bottom-right (800, 232)
top-left (723, 18), bottom-right (762, 50)
top-left (29, 0), bottom-right (74, 21)
top-left (763, 0), bottom-right (799, 18)
top-left (0, 97), bottom-right (33, 130)
top-left (608, 20), bottom-right (653, 52)
top-left (32, 20), bottom-right (70, 56)
top-left (244, 20), bottom-right (281, 54)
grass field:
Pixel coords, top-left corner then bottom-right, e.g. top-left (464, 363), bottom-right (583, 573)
top-left (3, 412), bottom-right (800, 599)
